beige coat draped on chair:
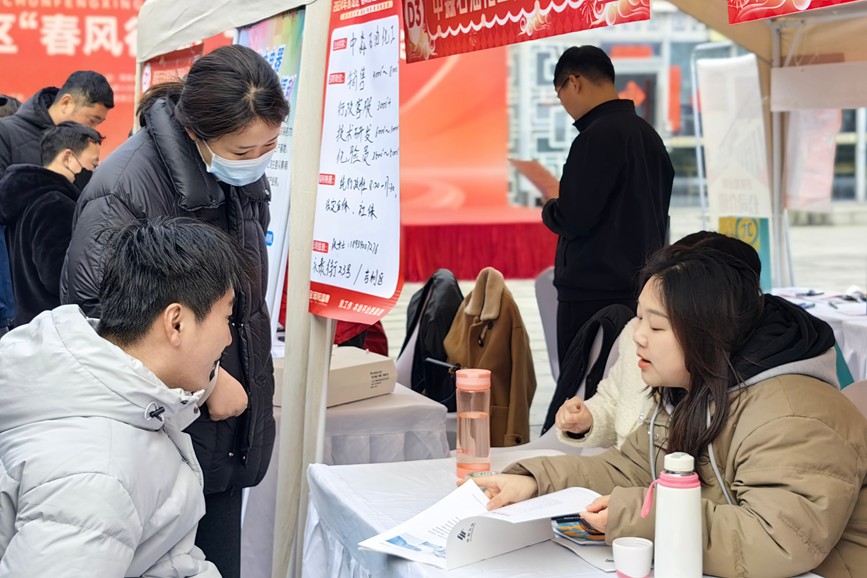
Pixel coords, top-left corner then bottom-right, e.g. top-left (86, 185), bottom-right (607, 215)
top-left (444, 267), bottom-right (537, 447)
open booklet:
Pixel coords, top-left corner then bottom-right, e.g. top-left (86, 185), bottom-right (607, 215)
top-left (358, 479), bottom-right (600, 570)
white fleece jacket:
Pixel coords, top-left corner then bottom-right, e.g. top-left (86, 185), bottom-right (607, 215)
top-left (557, 318), bottom-right (655, 449)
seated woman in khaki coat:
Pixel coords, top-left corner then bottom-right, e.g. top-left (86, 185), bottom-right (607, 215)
top-left (474, 245), bottom-right (867, 578)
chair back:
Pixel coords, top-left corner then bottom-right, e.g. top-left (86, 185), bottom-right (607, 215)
top-left (535, 267), bottom-right (559, 381)
top-left (842, 380), bottom-right (867, 419)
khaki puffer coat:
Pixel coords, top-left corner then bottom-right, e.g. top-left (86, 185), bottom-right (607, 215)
top-left (508, 354), bottom-right (867, 578)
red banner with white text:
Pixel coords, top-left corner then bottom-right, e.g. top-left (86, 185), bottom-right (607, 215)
top-left (729, 0), bottom-right (866, 24)
top-left (308, 0), bottom-right (403, 323)
top-left (403, 0), bottom-right (650, 62)
top-left (0, 3), bottom-right (143, 155)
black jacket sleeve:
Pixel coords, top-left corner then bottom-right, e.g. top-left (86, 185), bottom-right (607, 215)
top-left (0, 123), bottom-right (12, 175)
top-left (542, 128), bottom-right (627, 240)
top-left (62, 193), bottom-right (137, 316)
top-left (28, 193), bottom-right (76, 298)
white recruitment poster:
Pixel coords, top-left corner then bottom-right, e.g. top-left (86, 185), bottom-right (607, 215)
top-left (785, 109), bottom-right (841, 213)
top-left (309, 0), bottom-right (402, 323)
top-left (237, 9), bottom-right (306, 340)
top-left (696, 54), bottom-right (773, 223)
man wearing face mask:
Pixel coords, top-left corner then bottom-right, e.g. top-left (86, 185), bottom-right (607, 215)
top-left (0, 122), bottom-right (101, 327)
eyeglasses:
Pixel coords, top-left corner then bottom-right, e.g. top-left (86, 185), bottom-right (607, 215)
top-left (556, 74), bottom-right (578, 98)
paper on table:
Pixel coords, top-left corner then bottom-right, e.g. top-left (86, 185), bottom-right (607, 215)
top-left (552, 536), bottom-right (616, 572)
top-left (485, 486), bottom-right (601, 523)
top-left (359, 481), bottom-right (601, 570)
top-left (358, 479), bottom-right (489, 568)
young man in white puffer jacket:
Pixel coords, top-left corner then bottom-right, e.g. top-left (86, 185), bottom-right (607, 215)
top-left (0, 218), bottom-right (247, 577)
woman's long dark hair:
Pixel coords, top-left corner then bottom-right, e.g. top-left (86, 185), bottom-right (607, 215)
top-left (640, 246), bottom-right (763, 467)
top-left (137, 45), bottom-right (289, 138)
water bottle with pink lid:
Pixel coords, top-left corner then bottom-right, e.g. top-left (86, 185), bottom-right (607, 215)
top-left (455, 368), bottom-right (491, 480)
top-left (640, 451), bottom-right (703, 578)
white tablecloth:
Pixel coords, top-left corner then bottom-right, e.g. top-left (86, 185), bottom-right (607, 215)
top-left (782, 298), bottom-right (867, 381)
top-left (241, 384), bottom-right (449, 578)
top-left (302, 452), bottom-right (820, 578)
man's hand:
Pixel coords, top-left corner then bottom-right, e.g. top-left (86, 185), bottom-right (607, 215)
top-left (555, 397), bottom-right (594, 436)
top-left (581, 494), bottom-right (610, 533)
top-left (467, 474), bottom-right (540, 510)
top-left (206, 366), bottom-right (249, 421)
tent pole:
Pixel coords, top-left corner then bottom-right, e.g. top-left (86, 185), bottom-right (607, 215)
top-left (770, 23), bottom-right (788, 287)
top-left (273, 0), bottom-right (333, 576)
top-left (857, 108), bottom-right (866, 204)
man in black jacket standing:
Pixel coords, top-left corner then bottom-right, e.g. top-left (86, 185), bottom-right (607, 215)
top-left (545, 46), bottom-right (673, 364)
top-left (0, 122), bottom-right (101, 326)
top-left (0, 71), bottom-right (113, 175)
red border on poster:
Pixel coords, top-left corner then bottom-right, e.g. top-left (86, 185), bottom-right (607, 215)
top-left (403, 0), bottom-right (650, 63)
top-left (308, 0), bottom-right (403, 323)
top-left (729, 0), bottom-right (866, 24)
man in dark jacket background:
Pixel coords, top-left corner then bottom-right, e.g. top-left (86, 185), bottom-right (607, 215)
top-left (0, 71), bottom-right (113, 174)
top-left (545, 45), bottom-right (674, 364)
top-left (0, 122), bottom-right (101, 326)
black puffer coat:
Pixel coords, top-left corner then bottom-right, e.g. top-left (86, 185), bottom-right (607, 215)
top-left (0, 87), bottom-right (57, 174)
top-left (61, 96), bottom-right (275, 494)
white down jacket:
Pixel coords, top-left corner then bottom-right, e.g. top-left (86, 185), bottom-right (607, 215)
top-left (0, 306), bottom-right (220, 577)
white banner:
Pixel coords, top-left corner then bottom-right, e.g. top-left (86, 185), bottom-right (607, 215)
top-left (785, 109), bottom-right (841, 213)
top-left (696, 54), bottom-right (773, 222)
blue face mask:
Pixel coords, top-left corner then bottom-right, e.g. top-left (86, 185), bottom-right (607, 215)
top-left (201, 140), bottom-right (276, 187)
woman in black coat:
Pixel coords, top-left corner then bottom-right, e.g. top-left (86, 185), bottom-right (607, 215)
top-left (62, 45), bottom-right (289, 578)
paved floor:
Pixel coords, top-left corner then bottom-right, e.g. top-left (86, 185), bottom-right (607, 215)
top-left (382, 206), bottom-right (867, 438)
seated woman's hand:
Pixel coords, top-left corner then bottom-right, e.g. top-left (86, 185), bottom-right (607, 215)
top-left (555, 397), bottom-right (594, 435)
top-left (580, 494), bottom-right (610, 533)
top-left (468, 474), bottom-right (539, 510)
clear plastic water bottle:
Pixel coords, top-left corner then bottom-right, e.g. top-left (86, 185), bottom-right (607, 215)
top-left (641, 452), bottom-right (703, 578)
top-left (455, 368), bottom-right (491, 480)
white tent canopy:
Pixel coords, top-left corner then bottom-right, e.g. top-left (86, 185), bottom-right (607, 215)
top-left (137, 0), bottom-right (312, 62)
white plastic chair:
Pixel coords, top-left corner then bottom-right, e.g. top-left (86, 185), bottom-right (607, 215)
top-left (395, 322), bottom-right (418, 387)
top-left (842, 380), bottom-right (867, 419)
top-left (535, 267), bottom-right (559, 381)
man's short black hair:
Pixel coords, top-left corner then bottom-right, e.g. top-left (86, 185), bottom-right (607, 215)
top-left (55, 71), bottom-right (115, 109)
top-left (97, 218), bottom-right (250, 346)
top-left (553, 45), bottom-right (615, 88)
top-left (41, 122), bottom-right (103, 166)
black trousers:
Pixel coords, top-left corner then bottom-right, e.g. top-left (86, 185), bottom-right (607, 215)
top-left (556, 298), bottom-right (636, 368)
top-left (195, 489), bottom-right (243, 578)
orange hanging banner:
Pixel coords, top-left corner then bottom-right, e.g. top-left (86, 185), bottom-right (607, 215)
top-left (729, 0), bottom-right (866, 24)
top-left (403, 0), bottom-right (650, 63)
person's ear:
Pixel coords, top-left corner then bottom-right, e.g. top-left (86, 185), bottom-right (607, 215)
top-left (184, 128), bottom-right (199, 142)
top-left (161, 302), bottom-right (185, 347)
top-left (57, 93), bottom-right (77, 116)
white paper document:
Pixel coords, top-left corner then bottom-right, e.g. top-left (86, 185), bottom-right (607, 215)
top-left (358, 481), bottom-right (600, 570)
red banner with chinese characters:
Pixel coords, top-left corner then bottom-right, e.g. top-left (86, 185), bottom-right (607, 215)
top-left (403, 0), bottom-right (650, 62)
top-left (0, 3), bottom-right (144, 155)
top-left (729, 0), bottom-right (866, 24)
top-left (308, 0), bottom-right (404, 323)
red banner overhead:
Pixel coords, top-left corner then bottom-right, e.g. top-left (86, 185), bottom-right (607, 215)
top-left (729, 0), bottom-right (866, 24)
top-left (403, 0), bottom-right (650, 63)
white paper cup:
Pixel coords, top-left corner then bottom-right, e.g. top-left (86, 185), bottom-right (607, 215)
top-left (612, 536), bottom-right (653, 578)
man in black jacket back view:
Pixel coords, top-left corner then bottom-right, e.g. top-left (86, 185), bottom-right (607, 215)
top-left (0, 71), bottom-right (113, 175)
top-left (544, 45), bottom-right (674, 365)
top-left (0, 122), bottom-right (102, 326)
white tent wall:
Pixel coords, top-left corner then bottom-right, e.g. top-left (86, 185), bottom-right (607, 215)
top-left (668, 0), bottom-right (867, 285)
top-left (135, 1), bottom-right (333, 577)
